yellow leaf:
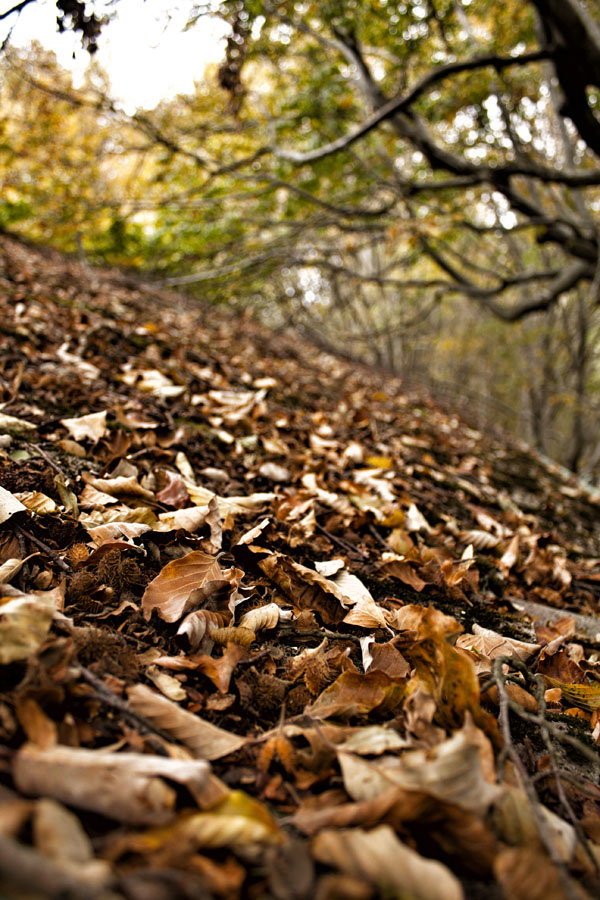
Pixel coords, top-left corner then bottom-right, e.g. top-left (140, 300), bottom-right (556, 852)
top-left (364, 456), bottom-right (393, 469)
top-left (542, 676), bottom-right (600, 711)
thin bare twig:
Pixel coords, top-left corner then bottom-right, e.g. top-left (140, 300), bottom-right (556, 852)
top-left (16, 526), bottom-right (72, 573)
top-left (493, 659), bottom-right (581, 900)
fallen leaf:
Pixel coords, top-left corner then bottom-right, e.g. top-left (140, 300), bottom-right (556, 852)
top-left (0, 590), bottom-right (56, 663)
top-left (456, 625), bottom-right (540, 663)
top-left (127, 684), bottom-right (247, 758)
top-left (0, 486), bottom-right (26, 524)
top-left (14, 744), bottom-right (217, 825)
top-left (238, 602), bottom-right (282, 631)
top-left (312, 826), bottom-right (463, 900)
top-left (308, 671), bottom-right (406, 720)
top-left (141, 550), bottom-right (225, 622)
top-left (60, 411), bottom-right (108, 442)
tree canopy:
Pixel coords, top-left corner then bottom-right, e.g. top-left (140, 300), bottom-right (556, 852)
top-left (1, 0), bottom-right (600, 469)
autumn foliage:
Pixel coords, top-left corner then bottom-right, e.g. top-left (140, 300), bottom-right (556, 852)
top-left (1, 232), bottom-right (600, 898)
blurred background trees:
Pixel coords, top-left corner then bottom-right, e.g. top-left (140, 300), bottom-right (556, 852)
top-left (1, 0), bottom-right (599, 473)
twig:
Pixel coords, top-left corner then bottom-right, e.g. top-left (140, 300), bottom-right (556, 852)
top-left (73, 665), bottom-right (172, 741)
top-left (30, 443), bottom-right (65, 477)
top-left (315, 520), bottom-right (369, 559)
top-left (533, 674), bottom-right (599, 875)
top-left (493, 659), bottom-right (581, 900)
top-left (367, 523), bottom-right (394, 553)
top-left (277, 624), bottom-right (364, 645)
top-left (16, 526), bottom-right (72, 573)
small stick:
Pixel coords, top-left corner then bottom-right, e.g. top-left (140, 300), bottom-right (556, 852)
top-left (367, 523), bottom-right (394, 553)
top-left (16, 526), bottom-right (71, 573)
top-left (493, 659), bottom-right (581, 900)
top-left (30, 443), bottom-right (65, 477)
top-left (73, 665), bottom-right (172, 741)
top-left (533, 673), bottom-right (599, 875)
top-left (315, 521), bottom-right (369, 559)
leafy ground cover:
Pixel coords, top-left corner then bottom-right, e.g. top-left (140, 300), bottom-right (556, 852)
top-left (1, 231), bottom-right (600, 898)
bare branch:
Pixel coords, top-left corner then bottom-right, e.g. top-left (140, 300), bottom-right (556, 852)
top-left (0, 0), bottom-right (35, 22)
top-left (481, 260), bottom-right (593, 320)
top-left (275, 49), bottom-right (549, 164)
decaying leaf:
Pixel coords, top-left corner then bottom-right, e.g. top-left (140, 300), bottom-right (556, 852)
top-left (124, 790), bottom-right (282, 856)
top-left (127, 684), bottom-right (247, 759)
top-left (456, 625), bottom-right (540, 663)
top-left (60, 411), bottom-right (108, 442)
top-left (14, 744), bottom-right (219, 825)
top-left (308, 671), bottom-right (406, 720)
top-left (82, 472), bottom-right (154, 501)
top-left (259, 552), bottom-right (349, 625)
top-left (141, 550), bottom-right (226, 622)
top-left (338, 720), bottom-right (501, 816)
top-left (0, 486), bottom-right (26, 524)
top-left (238, 602), bottom-right (282, 631)
top-left (312, 826), bottom-right (464, 900)
top-left (0, 590), bottom-right (56, 664)
top-left (177, 608), bottom-right (229, 648)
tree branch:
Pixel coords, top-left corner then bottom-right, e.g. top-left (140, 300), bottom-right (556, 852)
top-left (481, 260), bottom-right (593, 320)
top-left (0, 0), bottom-right (35, 22)
top-left (274, 49), bottom-right (550, 164)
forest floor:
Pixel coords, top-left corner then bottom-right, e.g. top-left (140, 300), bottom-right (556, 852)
top-left (1, 230), bottom-right (600, 899)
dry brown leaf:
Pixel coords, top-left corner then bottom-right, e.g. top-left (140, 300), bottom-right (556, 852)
top-left (458, 529), bottom-right (502, 550)
top-left (185, 483), bottom-right (275, 517)
top-left (341, 722), bottom-right (502, 815)
top-left (456, 625), bottom-right (540, 663)
top-left (312, 826), bottom-right (464, 900)
top-left (86, 522), bottom-right (151, 545)
top-left (238, 602), bottom-right (282, 631)
top-left (82, 472), bottom-right (154, 501)
top-left (177, 609), bottom-right (229, 649)
top-left (14, 492), bottom-right (58, 514)
top-left (15, 698), bottom-right (57, 750)
top-left (259, 552), bottom-right (349, 625)
top-left (500, 534), bottom-right (520, 571)
top-left (122, 790), bottom-right (281, 857)
top-left (365, 641), bottom-right (411, 677)
top-left (31, 797), bottom-right (112, 887)
top-left (308, 671), bottom-right (406, 720)
top-left (0, 486), bottom-right (26, 524)
top-left (127, 684), bottom-right (247, 758)
top-left (0, 555), bottom-right (37, 585)
top-left (494, 847), bottom-right (571, 900)
top-left (301, 472), bottom-right (355, 517)
top-left (210, 626), bottom-right (255, 647)
top-left (0, 590), bottom-right (56, 664)
top-left (192, 643), bottom-right (248, 693)
top-left (155, 469), bottom-right (190, 507)
top-left (14, 744), bottom-right (216, 825)
top-left (145, 665), bottom-right (187, 701)
top-left (141, 550), bottom-right (225, 622)
top-left (60, 411), bottom-right (108, 442)
top-left (342, 595), bottom-right (390, 630)
top-left (378, 558), bottom-right (427, 592)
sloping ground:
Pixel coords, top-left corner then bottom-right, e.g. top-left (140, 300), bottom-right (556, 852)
top-left (1, 230), bottom-right (600, 899)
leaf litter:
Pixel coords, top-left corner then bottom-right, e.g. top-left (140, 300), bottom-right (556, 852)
top-left (1, 232), bottom-right (600, 898)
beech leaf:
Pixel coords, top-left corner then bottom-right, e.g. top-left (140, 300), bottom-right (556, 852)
top-left (141, 550), bottom-right (225, 622)
top-left (127, 684), bottom-right (247, 759)
top-left (312, 826), bottom-right (464, 900)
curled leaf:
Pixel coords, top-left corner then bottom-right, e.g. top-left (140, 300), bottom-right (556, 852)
top-left (238, 602), bottom-right (281, 632)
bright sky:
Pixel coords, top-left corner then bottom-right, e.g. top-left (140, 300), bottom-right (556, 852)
top-left (2, 0), bottom-right (228, 110)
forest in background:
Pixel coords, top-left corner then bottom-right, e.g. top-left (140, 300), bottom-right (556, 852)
top-left (1, 0), bottom-right (600, 473)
